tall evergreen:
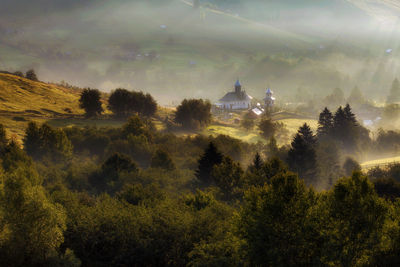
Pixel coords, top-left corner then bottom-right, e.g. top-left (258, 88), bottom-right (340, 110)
top-left (332, 104), bottom-right (361, 152)
top-left (287, 132), bottom-right (317, 185)
top-left (252, 152), bottom-right (263, 171)
top-left (317, 107), bottom-right (333, 138)
top-left (332, 106), bottom-right (347, 140)
top-left (298, 123), bottom-right (316, 146)
top-left (195, 142), bottom-right (223, 184)
top-left (343, 103), bottom-right (357, 125)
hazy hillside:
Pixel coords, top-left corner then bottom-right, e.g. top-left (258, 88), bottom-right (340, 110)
top-left (0, 0), bottom-right (399, 104)
top-left (0, 73), bottom-right (82, 138)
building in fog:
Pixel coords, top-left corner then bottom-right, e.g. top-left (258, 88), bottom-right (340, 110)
top-left (216, 80), bottom-right (253, 110)
top-left (264, 88), bottom-right (275, 109)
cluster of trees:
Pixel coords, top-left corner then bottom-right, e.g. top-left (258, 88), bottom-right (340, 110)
top-left (0, 68), bottom-right (39, 81)
top-left (79, 88), bottom-right (157, 118)
top-left (108, 88), bottom-right (157, 118)
top-left (174, 99), bottom-right (211, 129)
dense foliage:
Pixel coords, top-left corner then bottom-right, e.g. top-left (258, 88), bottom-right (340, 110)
top-left (108, 88), bottom-right (157, 118)
top-left (1, 102), bottom-right (400, 266)
top-left (174, 99), bottom-right (212, 129)
top-left (79, 88), bottom-right (103, 117)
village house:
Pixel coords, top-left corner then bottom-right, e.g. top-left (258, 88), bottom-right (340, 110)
top-left (216, 80), bottom-right (253, 110)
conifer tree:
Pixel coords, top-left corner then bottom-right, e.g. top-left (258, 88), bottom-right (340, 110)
top-left (252, 152), bottom-right (263, 171)
top-left (247, 152), bottom-right (263, 178)
top-left (195, 142), bottom-right (223, 184)
top-left (287, 131), bottom-right (317, 184)
top-left (343, 103), bottom-right (357, 125)
top-left (317, 107), bottom-right (333, 138)
top-left (332, 106), bottom-right (347, 140)
top-left (298, 123), bottom-right (316, 146)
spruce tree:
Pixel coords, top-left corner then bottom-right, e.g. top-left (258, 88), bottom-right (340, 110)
top-left (298, 123), bottom-right (316, 146)
top-left (317, 107), bottom-right (333, 138)
top-left (247, 152), bottom-right (263, 175)
top-left (252, 152), bottom-right (263, 171)
top-left (343, 103), bottom-right (357, 125)
top-left (195, 142), bottom-right (223, 184)
top-left (332, 106), bottom-right (347, 140)
top-left (287, 133), bottom-right (317, 185)
top-left (333, 104), bottom-right (361, 152)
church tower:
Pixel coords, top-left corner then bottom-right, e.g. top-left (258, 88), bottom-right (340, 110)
top-left (264, 88), bottom-right (275, 109)
top-left (235, 80), bottom-right (241, 95)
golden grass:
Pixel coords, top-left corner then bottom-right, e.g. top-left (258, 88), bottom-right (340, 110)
top-left (203, 124), bottom-right (264, 143)
top-left (0, 73), bottom-right (82, 114)
top-left (361, 156), bottom-right (400, 170)
top-left (277, 118), bottom-right (318, 137)
top-left (0, 73), bottom-right (84, 141)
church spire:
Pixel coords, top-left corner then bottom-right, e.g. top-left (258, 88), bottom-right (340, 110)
top-left (235, 79), bottom-right (241, 94)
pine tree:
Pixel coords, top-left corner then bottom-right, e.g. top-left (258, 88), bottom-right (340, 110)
top-left (343, 103), bottom-right (357, 125)
top-left (317, 107), bottom-right (333, 138)
top-left (298, 123), bottom-right (316, 146)
top-left (332, 106), bottom-right (347, 140)
top-left (287, 133), bottom-right (317, 185)
top-left (247, 152), bottom-right (263, 175)
top-left (333, 104), bottom-right (362, 152)
top-left (252, 152), bottom-right (263, 171)
top-left (195, 142), bottom-right (223, 184)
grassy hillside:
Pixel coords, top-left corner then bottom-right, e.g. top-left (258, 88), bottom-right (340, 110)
top-left (0, 73), bottom-right (83, 139)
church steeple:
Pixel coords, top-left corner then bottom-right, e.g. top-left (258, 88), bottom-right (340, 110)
top-left (235, 79), bottom-right (241, 94)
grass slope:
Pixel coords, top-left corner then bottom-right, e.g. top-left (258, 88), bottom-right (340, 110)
top-left (361, 155), bottom-right (400, 170)
top-left (0, 73), bottom-right (83, 139)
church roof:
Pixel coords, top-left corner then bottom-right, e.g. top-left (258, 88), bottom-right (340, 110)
top-left (219, 92), bottom-right (252, 102)
top-left (235, 80), bottom-right (241, 87)
top-left (266, 88), bottom-right (273, 94)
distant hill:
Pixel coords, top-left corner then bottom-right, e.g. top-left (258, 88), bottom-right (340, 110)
top-left (0, 0), bottom-right (398, 103)
top-left (0, 73), bottom-right (82, 139)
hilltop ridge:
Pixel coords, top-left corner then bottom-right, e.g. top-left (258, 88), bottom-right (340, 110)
top-left (0, 73), bottom-right (83, 138)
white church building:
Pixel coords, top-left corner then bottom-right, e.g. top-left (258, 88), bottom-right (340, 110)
top-left (216, 80), bottom-right (253, 110)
